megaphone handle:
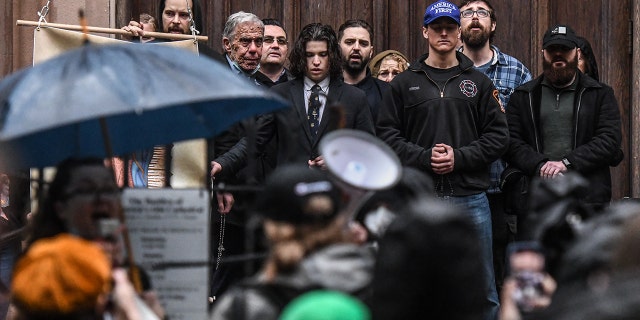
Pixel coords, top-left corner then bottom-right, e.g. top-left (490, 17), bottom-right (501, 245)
top-left (344, 190), bottom-right (376, 222)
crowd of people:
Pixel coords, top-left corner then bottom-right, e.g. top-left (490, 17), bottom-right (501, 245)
top-left (0, 0), bottom-right (628, 319)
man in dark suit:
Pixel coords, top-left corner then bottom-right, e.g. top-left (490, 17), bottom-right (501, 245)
top-left (210, 22), bottom-right (374, 175)
top-left (338, 19), bottom-right (390, 121)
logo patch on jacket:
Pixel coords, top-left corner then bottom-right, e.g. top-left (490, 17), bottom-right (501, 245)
top-left (492, 89), bottom-right (505, 113)
top-left (459, 80), bottom-right (478, 97)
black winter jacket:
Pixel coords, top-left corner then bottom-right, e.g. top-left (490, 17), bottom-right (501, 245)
top-left (377, 52), bottom-right (508, 196)
top-left (504, 72), bottom-right (622, 206)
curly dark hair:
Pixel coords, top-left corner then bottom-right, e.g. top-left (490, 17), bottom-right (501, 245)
top-left (288, 23), bottom-right (342, 80)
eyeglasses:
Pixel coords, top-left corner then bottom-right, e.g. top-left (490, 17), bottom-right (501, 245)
top-left (238, 37), bottom-right (264, 47)
top-left (263, 36), bottom-right (288, 46)
top-left (460, 9), bottom-right (491, 18)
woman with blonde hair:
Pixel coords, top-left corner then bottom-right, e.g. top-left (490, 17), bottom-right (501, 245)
top-left (368, 50), bottom-right (410, 82)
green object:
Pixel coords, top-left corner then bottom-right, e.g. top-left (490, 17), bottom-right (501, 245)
top-left (279, 290), bottom-right (370, 320)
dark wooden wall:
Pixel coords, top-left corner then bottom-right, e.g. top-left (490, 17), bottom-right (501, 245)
top-left (3, 0), bottom-right (634, 199)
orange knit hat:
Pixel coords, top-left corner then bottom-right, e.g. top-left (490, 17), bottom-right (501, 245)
top-left (12, 234), bottom-right (112, 316)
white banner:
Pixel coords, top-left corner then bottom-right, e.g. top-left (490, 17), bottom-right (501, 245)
top-left (30, 27), bottom-right (206, 193)
top-left (123, 188), bottom-right (210, 320)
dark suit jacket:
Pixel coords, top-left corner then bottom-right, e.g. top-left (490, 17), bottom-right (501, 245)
top-left (215, 77), bottom-right (375, 174)
top-left (207, 53), bottom-right (277, 185)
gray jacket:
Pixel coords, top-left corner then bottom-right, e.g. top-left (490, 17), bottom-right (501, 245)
top-left (209, 243), bottom-right (374, 320)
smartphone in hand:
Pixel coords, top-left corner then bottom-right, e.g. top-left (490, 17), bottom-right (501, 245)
top-left (506, 241), bottom-right (546, 312)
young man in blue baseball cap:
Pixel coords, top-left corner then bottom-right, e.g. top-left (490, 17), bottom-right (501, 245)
top-left (376, 0), bottom-right (506, 319)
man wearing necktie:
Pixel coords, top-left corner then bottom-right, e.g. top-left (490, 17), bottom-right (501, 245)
top-left (307, 84), bottom-right (322, 139)
top-left (211, 22), bottom-right (374, 175)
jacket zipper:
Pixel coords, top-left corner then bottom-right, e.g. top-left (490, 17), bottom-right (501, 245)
top-left (574, 88), bottom-right (586, 149)
top-left (528, 92), bottom-right (541, 152)
top-left (419, 68), bottom-right (464, 98)
top-left (530, 86), bottom-right (586, 152)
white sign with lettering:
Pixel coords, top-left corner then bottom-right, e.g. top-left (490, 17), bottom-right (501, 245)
top-left (123, 188), bottom-right (210, 320)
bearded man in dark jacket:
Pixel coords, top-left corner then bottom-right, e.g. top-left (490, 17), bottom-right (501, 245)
top-left (504, 24), bottom-right (622, 212)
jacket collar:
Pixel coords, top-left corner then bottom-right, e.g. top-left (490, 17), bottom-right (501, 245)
top-left (410, 51), bottom-right (475, 73)
top-left (456, 44), bottom-right (515, 67)
top-left (519, 70), bottom-right (602, 93)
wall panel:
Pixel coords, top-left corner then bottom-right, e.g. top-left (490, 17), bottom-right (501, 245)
top-left (2, 0), bottom-right (14, 77)
top-left (2, 0), bottom-right (633, 199)
top-left (488, 0), bottom-right (533, 72)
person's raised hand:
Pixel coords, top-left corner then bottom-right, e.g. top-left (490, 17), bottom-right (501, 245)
top-left (121, 20), bottom-right (145, 38)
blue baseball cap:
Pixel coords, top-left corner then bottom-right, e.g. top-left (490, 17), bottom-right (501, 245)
top-left (424, 0), bottom-right (461, 26)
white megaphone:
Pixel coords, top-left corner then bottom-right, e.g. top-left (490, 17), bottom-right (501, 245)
top-left (318, 129), bottom-right (402, 220)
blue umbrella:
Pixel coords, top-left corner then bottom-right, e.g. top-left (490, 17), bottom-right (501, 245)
top-left (0, 43), bottom-right (288, 169)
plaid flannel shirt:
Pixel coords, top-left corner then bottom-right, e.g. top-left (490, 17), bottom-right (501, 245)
top-left (465, 45), bottom-right (533, 193)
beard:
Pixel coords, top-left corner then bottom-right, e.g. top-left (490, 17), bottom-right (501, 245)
top-left (543, 54), bottom-right (578, 87)
top-left (343, 54), bottom-right (371, 75)
top-left (461, 22), bottom-right (491, 50)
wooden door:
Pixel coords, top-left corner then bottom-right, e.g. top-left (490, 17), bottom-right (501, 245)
top-left (3, 0), bottom-right (630, 200)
